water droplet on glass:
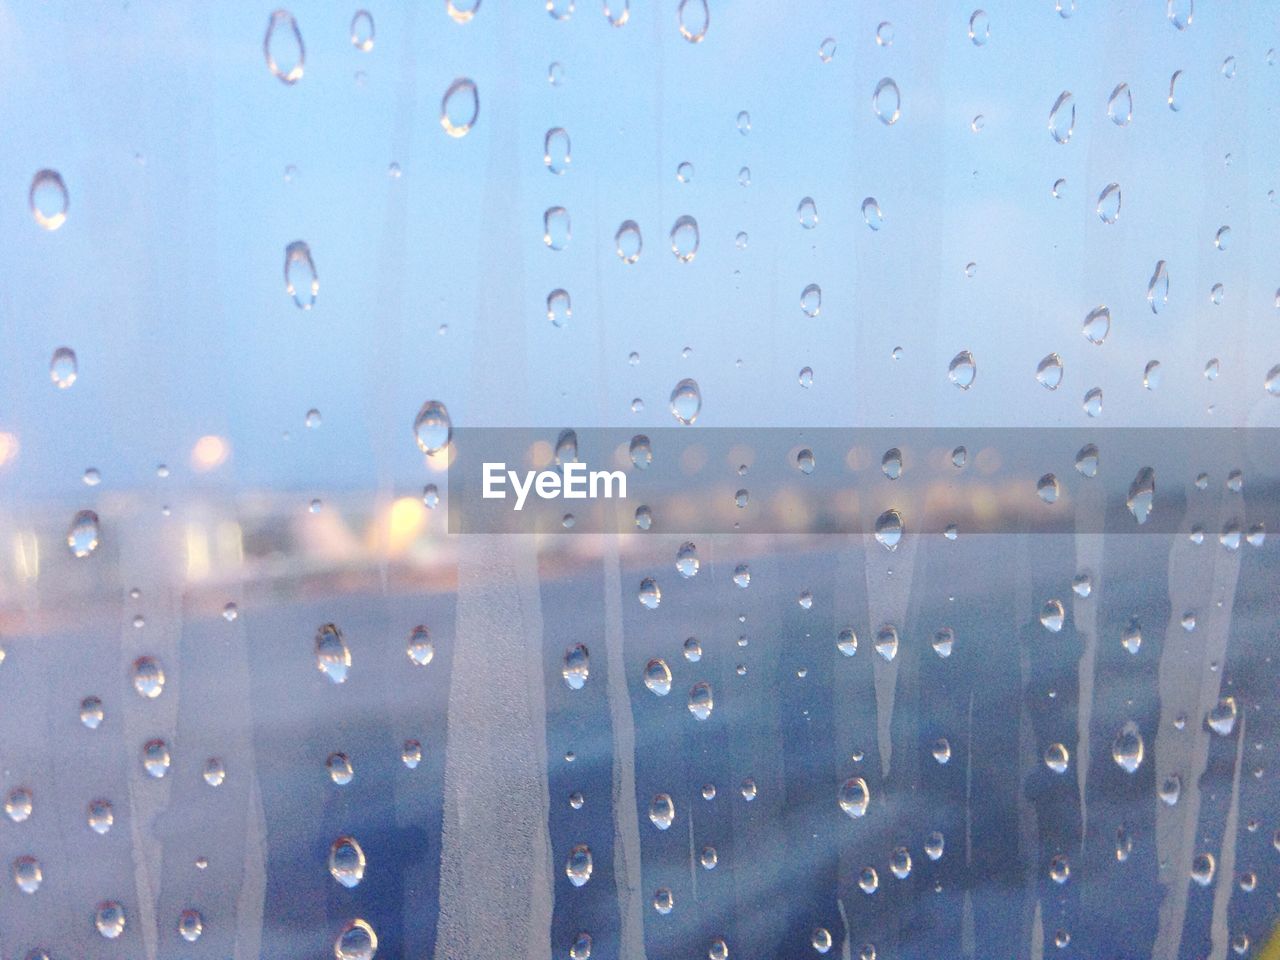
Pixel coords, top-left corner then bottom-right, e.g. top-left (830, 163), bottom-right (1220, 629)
top-left (406, 625), bottom-right (435, 667)
top-left (688, 681), bottom-right (714, 720)
top-left (1046, 91), bottom-right (1076, 144)
top-left (1168, 70), bottom-right (1184, 111)
top-left (876, 21), bottom-right (894, 45)
top-left (874, 624), bottom-right (899, 662)
top-left (1044, 743), bottom-right (1069, 773)
top-left (648, 793), bottom-right (675, 830)
top-left (670, 215), bottom-right (699, 262)
top-left (1036, 353), bottom-right (1064, 390)
top-left (95, 901), bottom-right (126, 939)
top-left (948, 351), bottom-right (976, 389)
top-left (1221, 56), bottom-right (1237, 79)
top-left (67, 510), bottom-right (100, 558)
top-left (1112, 721), bottom-right (1144, 773)
top-left (1040, 599), bottom-right (1065, 632)
top-left (80, 696), bottom-right (103, 729)
top-left (440, 78), bottom-right (479, 137)
top-left (1190, 852), bottom-right (1216, 886)
top-left (327, 752), bottom-right (353, 785)
top-left (329, 836), bottom-right (367, 888)
top-left (1207, 696), bottom-right (1237, 735)
top-left (874, 509), bottom-right (903, 550)
top-left (1083, 306), bottom-right (1111, 345)
top-left (872, 78), bottom-right (901, 125)
top-left (670, 379), bottom-right (701, 425)
top-left (142, 738), bottom-right (171, 778)
top-left (1214, 225), bottom-right (1231, 250)
top-left (818, 37), bottom-right (837, 62)
top-left (861, 197), bottom-right (884, 230)
top-left (677, 0), bottom-right (708, 42)
top-left (446, 0), bottom-right (481, 23)
top-left (5, 788), bottom-right (31, 823)
top-left (613, 220), bottom-right (643, 263)
top-left (1107, 83), bottom-right (1133, 126)
top-left (49, 346), bottom-right (77, 388)
top-left (132, 656), bottom-right (165, 699)
top-left (1037, 474), bottom-right (1060, 504)
top-left (264, 10), bottom-right (305, 84)
top-left (29, 170), bottom-right (69, 230)
top-left (1127, 467), bottom-right (1155, 524)
top-left (335, 919), bottom-right (378, 960)
top-left (643, 658), bottom-right (671, 696)
top-left (1159, 774), bottom-right (1181, 806)
top-left (413, 401), bottom-right (452, 454)
top-left (1097, 183), bottom-right (1121, 223)
top-left (968, 9), bottom-right (990, 45)
top-left (800, 283), bottom-right (822, 317)
top-left (284, 240), bottom-right (318, 309)
top-left (932, 737), bottom-right (951, 764)
top-left (563, 644), bottom-right (590, 689)
top-left (797, 196), bottom-right (819, 229)
top-left (178, 909), bottom-right (204, 943)
top-left (653, 888), bottom-right (674, 914)
top-left (925, 831), bottom-right (945, 860)
top-left (1083, 387), bottom-right (1103, 418)
top-left (544, 128), bottom-right (571, 174)
top-left (87, 798), bottom-right (113, 834)
top-left (316, 623), bottom-right (351, 683)
top-left (838, 777), bottom-right (870, 818)
top-left (638, 577), bottom-right (662, 609)
top-left (543, 206), bottom-right (571, 250)
top-left (1168, 0), bottom-right (1193, 29)
top-left (567, 844), bottom-right (593, 886)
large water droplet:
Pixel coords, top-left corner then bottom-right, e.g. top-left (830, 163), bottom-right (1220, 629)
top-left (874, 509), bottom-right (903, 550)
top-left (1097, 183), bottom-right (1122, 223)
top-left (874, 624), bottom-right (899, 662)
top-left (563, 644), bottom-right (590, 690)
top-left (1127, 467), bottom-right (1155, 524)
top-left (838, 777), bottom-right (870, 818)
top-left (1036, 353), bottom-right (1064, 390)
top-left (67, 510), bottom-right (100, 558)
top-left (614, 220), bottom-right (643, 263)
top-left (643, 658), bottom-right (671, 696)
top-left (284, 240), bottom-right (318, 309)
top-left (688, 681), bottom-right (714, 720)
top-left (1147, 261), bottom-right (1169, 313)
top-left (800, 283), bottom-right (822, 317)
top-left (677, 0), bottom-right (708, 42)
top-left (350, 10), bottom-right (374, 50)
top-left (440, 78), bottom-right (479, 137)
top-left (406, 626), bottom-right (434, 666)
top-left (87, 798), bottom-right (113, 834)
top-left (315, 623), bottom-right (352, 683)
top-left (264, 10), bottom-right (305, 85)
top-left (1112, 721), bottom-right (1144, 773)
top-left (968, 9), bottom-right (990, 45)
top-left (670, 216), bottom-right (700, 262)
top-left (872, 78), bottom-right (901, 125)
top-left (335, 919), bottom-right (378, 960)
top-left (649, 793), bottom-right (675, 830)
top-left (948, 351), bottom-right (976, 389)
top-left (566, 844), bottom-right (593, 886)
top-left (329, 836), bottom-right (367, 888)
top-left (95, 901), bottom-right (126, 939)
top-left (544, 128), bottom-right (571, 174)
top-left (1083, 306), bottom-right (1111, 345)
top-left (1048, 91), bottom-right (1075, 143)
top-left (132, 656), bottom-right (165, 699)
top-left (670, 379), bottom-right (701, 424)
top-left (29, 170), bottom-right (68, 231)
top-left (142, 738), bottom-right (171, 778)
top-left (1107, 83), bottom-right (1133, 125)
top-left (413, 401), bottom-right (452, 454)
top-left (543, 206), bottom-right (571, 250)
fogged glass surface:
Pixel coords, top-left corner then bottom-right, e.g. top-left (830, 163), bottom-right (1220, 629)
top-left (1, 2), bottom-right (1279, 959)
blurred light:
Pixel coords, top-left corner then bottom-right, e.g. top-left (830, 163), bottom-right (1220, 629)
top-left (0, 433), bottom-right (19, 468)
top-left (185, 523), bottom-right (211, 580)
top-left (192, 435), bottom-right (230, 472)
top-left (680, 444), bottom-right (707, 475)
top-left (425, 445), bottom-right (453, 472)
top-left (526, 440), bottom-right (553, 469)
top-left (387, 496), bottom-right (426, 553)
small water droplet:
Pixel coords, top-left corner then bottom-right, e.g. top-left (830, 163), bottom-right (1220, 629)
top-left (178, 908), bottom-right (204, 943)
top-left (335, 919), bottom-right (378, 960)
top-left (562, 644), bottom-right (590, 690)
top-left (688, 681), bottom-right (714, 720)
top-left (142, 738), bottom-right (171, 778)
top-left (800, 283), bottom-right (822, 317)
top-left (284, 240), bottom-right (318, 309)
top-left (544, 128), bottom-right (571, 174)
top-left (1040, 599), bottom-right (1065, 632)
top-left (95, 901), bottom-right (126, 939)
top-left (567, 844), bottom-right (594, 886)
top-left (874, 624), bottom-right (899, 662)
top-left (968, 9), bottom-right (990, 45)
top-left (1083, 306), bottom-right (1111, 345)
top-left (87, 798), bottom-right (113, 834)
top-left (29, 170), bottom-right (69, 230)
top-left (1214, 225), bottom-right (1231, 250)
top-left (861, 197), bottom-right (884, 230)
top-left (1127, 467), bottom-right (1155, 524)
top-left (1083, 387), bottom-right (1104, 418)
top-left (413, 401), bottom-right (452, 454)
top-left (132, 656), bottom-right (165, 699)
top-left (80, 696), bottom-right (104, 729)
top-left (329, 836), bottom-right (367, 888)
top-left (818, 37), bottom-right (837, 62)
